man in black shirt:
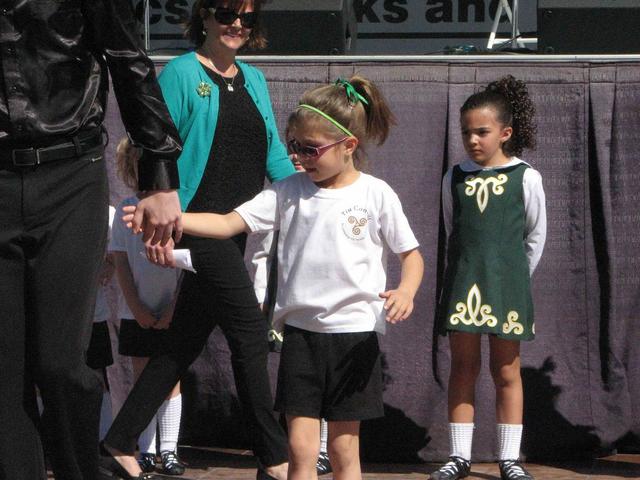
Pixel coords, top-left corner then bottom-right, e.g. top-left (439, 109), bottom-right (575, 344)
top-left (0, 1), bottom-right (182, 479)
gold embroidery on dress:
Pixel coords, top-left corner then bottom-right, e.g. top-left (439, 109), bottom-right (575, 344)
top-left (502, 311), bottom-right (524, 335)
top-left (450, 284), bottom-right (498, 327)
top-left (348, 216), bottom-right (367, 235)
top-left (464, 174), bottom-right (508, 213)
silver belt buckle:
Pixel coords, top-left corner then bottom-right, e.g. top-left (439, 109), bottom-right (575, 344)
top-left (11, 147), bottom-right (41, 166)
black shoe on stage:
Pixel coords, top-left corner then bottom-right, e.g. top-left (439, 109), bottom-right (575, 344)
top-left (256, 468), bottom-right (278, 480)
top-left (499, 459), bottom-right (534, 480)
top-left (138, 453), bottom-right (156, 473)
top-left (429, 456), bottom-right (471, 480)
top-left (99, 443), bottom-right (159, 480)
top-left (159, 450), bottom-right (186, 476)
top-left (316, 451), bottom-right (332, 475)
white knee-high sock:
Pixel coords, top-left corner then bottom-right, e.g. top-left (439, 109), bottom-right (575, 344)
top-left (497, 423), bottom-right (523, 461)
top-left (138, 414), bottom-right (158, 455)
top-left (320, 418), bottom-right (328, 454)
top-left (99, 391), bottom-right (113, 441)
top-left (449, 423), bottom-right (474, 461)
top-left (158, 394), bottom-right (182, 453)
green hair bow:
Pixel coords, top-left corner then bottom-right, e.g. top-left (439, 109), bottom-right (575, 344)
top-left (335, 78), bottom-right (369, 106)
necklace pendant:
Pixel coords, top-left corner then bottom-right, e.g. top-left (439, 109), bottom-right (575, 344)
top-left (227, 84), bottom-right (234, 92)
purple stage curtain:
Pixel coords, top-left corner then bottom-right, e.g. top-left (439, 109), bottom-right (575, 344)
top-left (103, 61), bottom-right (640, 462)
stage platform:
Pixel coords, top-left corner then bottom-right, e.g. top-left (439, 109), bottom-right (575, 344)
top-left (100, 55), bottom-right (640, 469)
top-left (150, 54), bottom-right (640, 64)
top-left (63, 448), bottom-right (638, 479)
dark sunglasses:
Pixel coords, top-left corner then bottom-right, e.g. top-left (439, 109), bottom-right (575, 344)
top-left (208, 7), bottom-right (258, 28)
top-left (286, 138), bottom-right (348, 159)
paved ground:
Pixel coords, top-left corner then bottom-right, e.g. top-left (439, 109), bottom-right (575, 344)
top-left (46, 449), bottom-right (640, 479)
top-left (175, 449), bottom-right (640, 479)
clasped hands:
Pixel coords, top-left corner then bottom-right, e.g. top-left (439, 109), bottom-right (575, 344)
top-left (125, 190), bottom-right (182, 267)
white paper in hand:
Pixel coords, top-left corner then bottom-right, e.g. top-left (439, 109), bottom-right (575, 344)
top-left (139, 249), bottom-right (197, 273)
top-left (173, 249), bottom-right (196, 273)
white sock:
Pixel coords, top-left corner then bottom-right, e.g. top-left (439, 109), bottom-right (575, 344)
top-left (320, 418), bottom-right (328, 454)
top-left (99, 391), bottom-right (113, 441)
top-left (158, 394), bottom-right (182, 453)
top-left (138, 414), bottom-right (157, 455)
top-left (497, 423), bottom-right (523, 461)
top-left (449, 423), bottom-right (474, 461)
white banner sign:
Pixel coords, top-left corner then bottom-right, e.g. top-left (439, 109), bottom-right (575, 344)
top-left (139, 0), bottom-right (538, 54)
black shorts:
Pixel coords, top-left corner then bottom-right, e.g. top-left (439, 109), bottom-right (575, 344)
top-left (86, 321), bottom-right (114, 369)
top-left (274, 325), bottom-right (384, 421)
top-left (118, 318), bottom-right (168, 357)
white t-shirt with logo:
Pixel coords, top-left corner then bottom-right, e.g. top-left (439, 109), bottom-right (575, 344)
top-left (235, 172), bottom-right (419, 334)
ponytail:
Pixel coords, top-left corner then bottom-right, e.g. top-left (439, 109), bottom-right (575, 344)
top-left (347, 75), bottom-right (395, 146)
top-left (289, 75), bottom-right (396, 167)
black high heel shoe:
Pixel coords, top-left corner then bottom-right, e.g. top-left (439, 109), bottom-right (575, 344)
top-left (99, 443), bottom-right (158, 480)
top-left (256, 468), bottom-right (279, 480)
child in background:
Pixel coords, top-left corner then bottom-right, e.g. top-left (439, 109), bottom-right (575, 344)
top-left (251, 134), bottom-right (332, 476)
top-left (126, 76), bottom-right (424, 480)
top-left (109, 138), bottom-right (185, 476)
top-left (431, 76), bottom-right (546, 480)
top-left (86, 205), bottom-right (118, 442)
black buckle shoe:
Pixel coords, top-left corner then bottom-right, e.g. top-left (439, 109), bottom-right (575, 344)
top-left (499, 459), bottom-right (533, 480)
top-left (138, 453), bottom-right (156, 473)
top-left (99, 443), bottom-right (158, 480)
top-left (256, 469), bottom-right (278, 480)
top-left (316, 451), bottom-right (332, 475)
top-left (429, 456), bottom-right (471, 480)
top-left (159, 450), bottom-right (186, 476)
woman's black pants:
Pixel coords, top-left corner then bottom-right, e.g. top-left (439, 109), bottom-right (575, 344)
top-left (105, 236), bottom-right (288, 467)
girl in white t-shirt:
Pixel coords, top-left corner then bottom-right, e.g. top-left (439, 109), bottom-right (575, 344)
top-left (251, 135), bottom-right (332, 476)
top-left (125, 76), bottom-right (424, 480)
top-left (110, 138), bottom-right (185, 476)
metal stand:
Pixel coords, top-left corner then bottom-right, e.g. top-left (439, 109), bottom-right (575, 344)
top-left (487, 0), bottom-right (537, 50)
top-left (143, 0), bottom-right (151, 51)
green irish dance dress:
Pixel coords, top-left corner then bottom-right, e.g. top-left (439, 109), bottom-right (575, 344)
top-left (439, 161), bottom-right (536, 341)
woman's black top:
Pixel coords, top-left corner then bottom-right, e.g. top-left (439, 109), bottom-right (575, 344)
top-left (187, 65), bottom-right (268, 215)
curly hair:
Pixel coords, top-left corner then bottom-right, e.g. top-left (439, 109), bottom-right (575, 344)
top-left (461, 75), bottom-right (536, 157)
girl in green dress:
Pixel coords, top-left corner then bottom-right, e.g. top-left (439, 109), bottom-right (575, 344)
top-left (431, 76), bottom-right (546, 480)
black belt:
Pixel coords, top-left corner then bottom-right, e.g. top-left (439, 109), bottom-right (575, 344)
top-left (0, 128), bottom-right (104, 167)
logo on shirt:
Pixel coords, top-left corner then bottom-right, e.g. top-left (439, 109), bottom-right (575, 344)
top-left (340, 205), bottom-right (371, 241)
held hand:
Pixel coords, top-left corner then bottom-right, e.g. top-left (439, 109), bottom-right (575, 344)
top-left (379, 288), bottom-right (414, 324)
top-left (122, 205), bottom-right (138, 231)
top-left (145, 237), bottom-right (176, 268)
top-left (133, 190), bottom-right (183, 245)
top-left (134, 308), bottom-right (157, 329)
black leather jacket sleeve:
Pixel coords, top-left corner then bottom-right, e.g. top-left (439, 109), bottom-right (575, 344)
top-left (0, 0), bottom-right (181, 190)
top-left (82, 0), bottom-right (182, 190)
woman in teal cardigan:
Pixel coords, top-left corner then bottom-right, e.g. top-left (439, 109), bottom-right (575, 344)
top-left (103, 1), bottom-right (293, 479)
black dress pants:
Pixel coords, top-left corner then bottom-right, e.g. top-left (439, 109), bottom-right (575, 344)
top-left (0, 150), bottom-right (108, 479)
top-left (105, 235), bottom-right (288, 467)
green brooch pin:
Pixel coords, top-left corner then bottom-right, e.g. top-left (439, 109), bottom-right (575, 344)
top-left (197, 81), bottom-right (211, 97)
